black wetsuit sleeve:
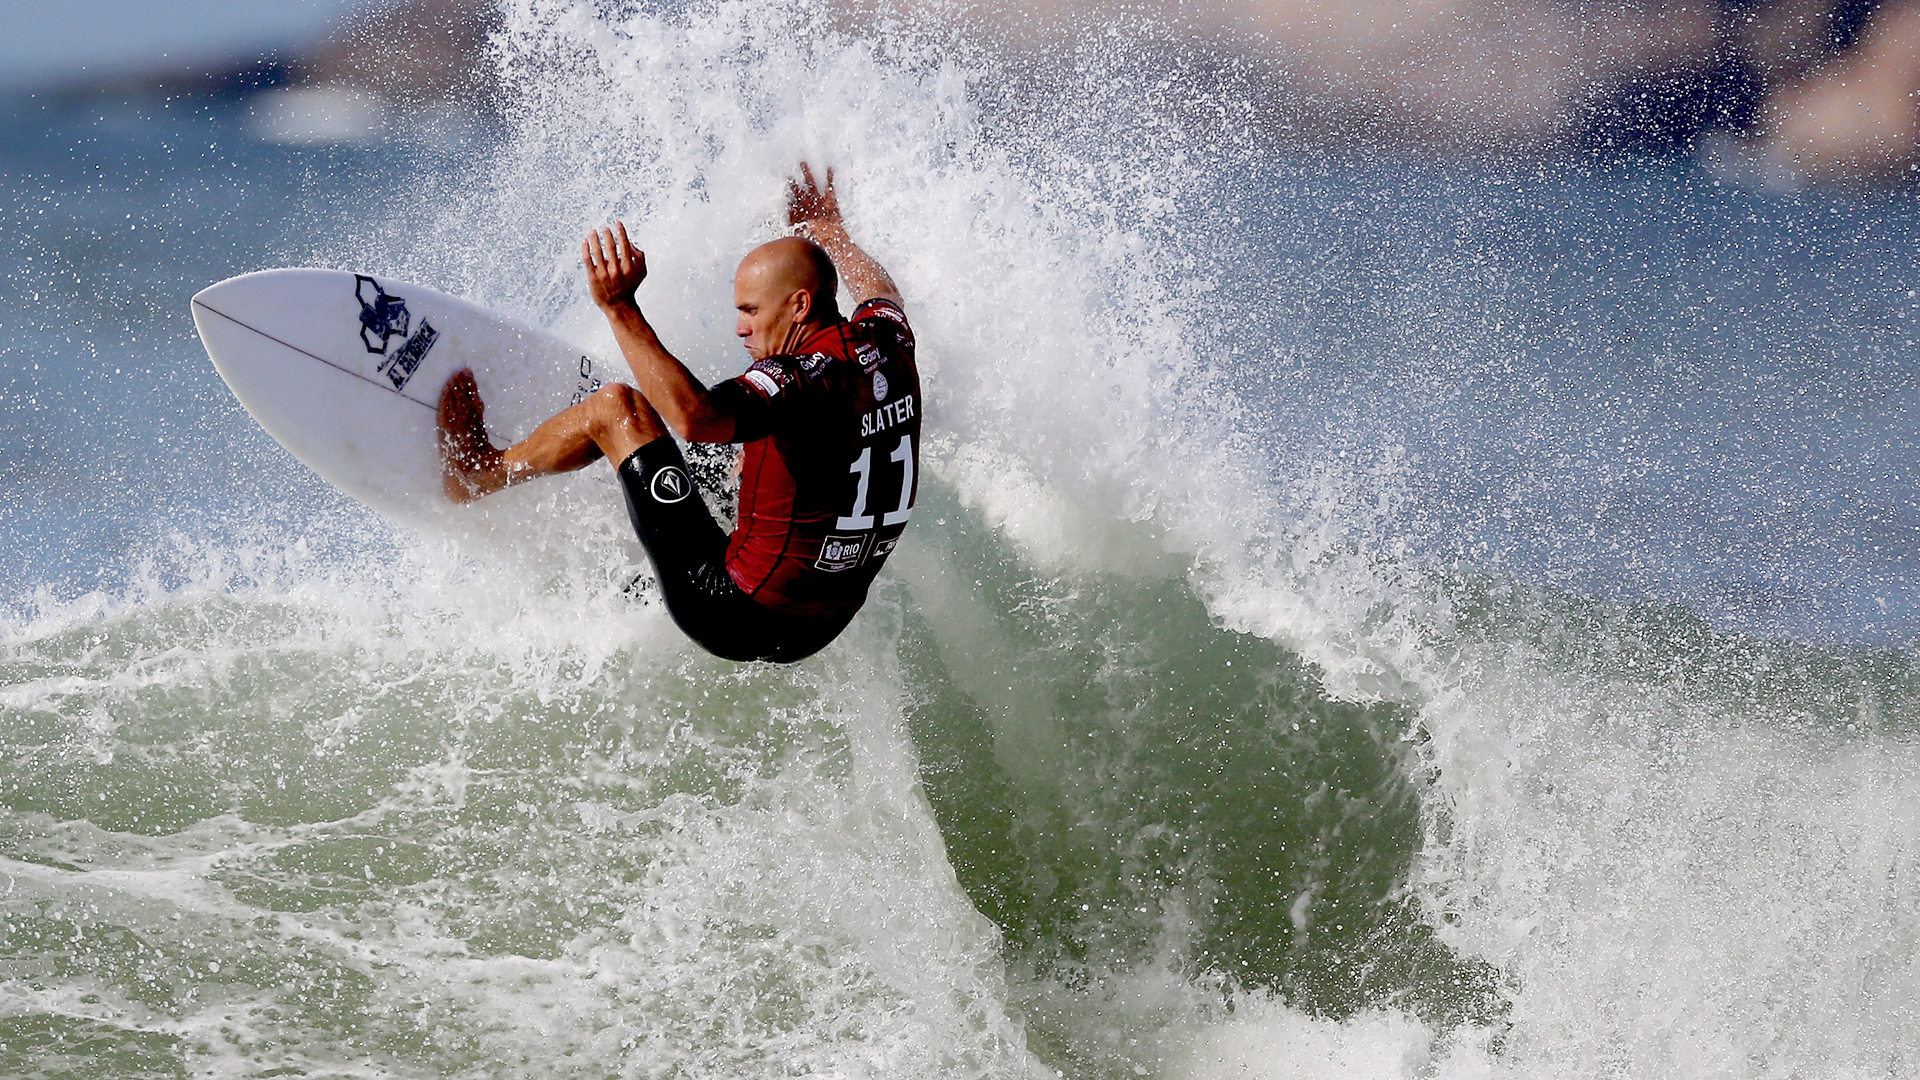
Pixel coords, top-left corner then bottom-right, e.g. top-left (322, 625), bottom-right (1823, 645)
top-left (711, 379), bottom-right (773, 444)
top-left (714, 354), bottom-right (805, 444)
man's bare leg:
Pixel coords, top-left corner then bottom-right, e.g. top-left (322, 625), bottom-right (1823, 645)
top-left (438, 371), bottom-right (667, 504)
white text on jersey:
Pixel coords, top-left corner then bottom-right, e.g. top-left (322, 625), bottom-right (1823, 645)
top-left (860, 394), bottom-right (916, 438)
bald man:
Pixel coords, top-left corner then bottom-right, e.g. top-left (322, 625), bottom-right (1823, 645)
top-left (436, 164), bottom-right (919, 663)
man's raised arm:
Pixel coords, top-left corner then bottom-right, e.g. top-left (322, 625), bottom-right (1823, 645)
top-left (787, 163), bottom-right (903, 310)
top-left (585, 222), bottom-right (737, 444)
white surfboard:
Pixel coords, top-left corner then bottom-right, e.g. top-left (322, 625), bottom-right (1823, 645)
top-left (192, 268), bottom-right (629, 562)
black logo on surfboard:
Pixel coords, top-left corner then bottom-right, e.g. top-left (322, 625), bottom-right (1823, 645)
top-left (380, 321), bottom-right (438, 390)
top-left (356, 275), bottom-right (410, 354)
top-left (353, 275), bottom-right (438, 391)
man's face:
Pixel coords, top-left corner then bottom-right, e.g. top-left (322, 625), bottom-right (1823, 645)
top-left (734, 259), bottom-right (807, 361)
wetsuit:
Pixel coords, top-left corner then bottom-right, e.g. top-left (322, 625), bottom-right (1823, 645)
top-left (617, 298), bottom-right (920, 662)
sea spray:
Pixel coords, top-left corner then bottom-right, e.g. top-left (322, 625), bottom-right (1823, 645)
top-left (1410, 585), bottom-right (1920, 1075)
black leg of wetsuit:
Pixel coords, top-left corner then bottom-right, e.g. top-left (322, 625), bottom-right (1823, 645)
top-left (616, 438), bottom-right (846, 663)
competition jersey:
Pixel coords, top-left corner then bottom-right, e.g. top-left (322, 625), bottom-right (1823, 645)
top-left (711, 298), bottom-right (920, 619)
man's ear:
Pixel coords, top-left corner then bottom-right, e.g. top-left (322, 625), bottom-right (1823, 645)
top-left (790, 288), bottom-right (813, 325)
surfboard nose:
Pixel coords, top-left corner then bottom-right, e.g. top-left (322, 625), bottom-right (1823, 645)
top-left (193, 267), bottom-right (336, 314)
top-left (189, 265), bottom-right (604, 535)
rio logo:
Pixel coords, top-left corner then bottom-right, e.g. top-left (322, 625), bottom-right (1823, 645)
top-left (815, 533), bottom-right (867, 573)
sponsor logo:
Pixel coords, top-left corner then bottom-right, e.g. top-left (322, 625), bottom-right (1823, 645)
top-left (355, 275), bottom-right (410, 354)
top-left (872, 370), bottom-right (889, 401)
top-left (649, 465), bottom-right (692, 504)
top-left (378, 320), bottom-right (438, 390)
top-left (866, 303), bottom-right (906, 325)
top-left (870, 534), bottom-right (900, 560)
top-left (815, 532), bottom-right (867, 572)
top-left (854, 342), bottom-right (881, 371)
top-left (799, 353), bottom-right (826, 374)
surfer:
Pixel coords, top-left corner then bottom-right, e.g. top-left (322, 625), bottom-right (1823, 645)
top-left (436, 164), bottom-right (920, 663)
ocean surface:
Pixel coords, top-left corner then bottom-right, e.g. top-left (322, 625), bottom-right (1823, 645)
top-left (5, 2), bottom-right (1920, 1077)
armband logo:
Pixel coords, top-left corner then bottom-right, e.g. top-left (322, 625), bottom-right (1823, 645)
top-left (743, 369), bottom-right (781, 397)
top-left (871, 370), bottom-right (889, 401)
top-left (854, 342), bottom-right (881, 371)
top-left (650, 465), bottom-right (692, 504)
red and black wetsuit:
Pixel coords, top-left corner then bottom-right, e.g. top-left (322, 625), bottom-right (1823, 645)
top-left (615, 298), bottom-right (920, 662)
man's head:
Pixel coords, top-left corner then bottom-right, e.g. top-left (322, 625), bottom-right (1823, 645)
top-left (734, 237), bottom-right (841, 360)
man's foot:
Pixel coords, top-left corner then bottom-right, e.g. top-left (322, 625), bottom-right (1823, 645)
top-left (437, 369), bottom-right (511, 504)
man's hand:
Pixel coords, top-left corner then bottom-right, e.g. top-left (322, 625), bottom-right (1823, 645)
top-left (584, 222), bottom-right (647, 312)
top-left (783, 162), bottom-right (902, 309)
top-left (787, 162), bottom-right (841, 230)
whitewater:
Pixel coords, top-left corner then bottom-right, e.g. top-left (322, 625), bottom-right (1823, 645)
top-left (5, 1), bottom-right (1920, 1076)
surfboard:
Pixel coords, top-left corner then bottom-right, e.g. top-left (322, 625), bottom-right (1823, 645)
top-left (191, 268), bottom-right (625, 558)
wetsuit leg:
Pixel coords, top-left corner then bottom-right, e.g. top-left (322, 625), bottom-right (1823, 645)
top-left (616, 438), bottom-right (847, 663)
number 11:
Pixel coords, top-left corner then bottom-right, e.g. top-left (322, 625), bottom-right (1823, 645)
top-left (837, 435), bottom-right (914, 530)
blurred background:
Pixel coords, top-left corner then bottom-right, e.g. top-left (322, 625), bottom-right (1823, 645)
top-left (8, 0), bottom-right (1920, 181)
top-left (0, 0), bottom-right (494, 142)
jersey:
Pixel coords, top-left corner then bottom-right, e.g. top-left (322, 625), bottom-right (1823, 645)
top-left (710, 297), bottom-right (921, 620)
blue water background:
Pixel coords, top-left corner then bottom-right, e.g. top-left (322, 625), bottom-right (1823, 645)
top-left (1, 94), bottom-right (466, 604)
